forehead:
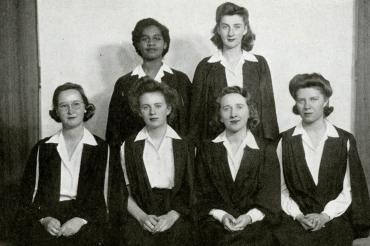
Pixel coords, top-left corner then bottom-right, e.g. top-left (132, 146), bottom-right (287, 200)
top-left (295, 86), bottom-right (325, 98)
top-left (142, 25), bottom-right (162, 36)
top-left (139, 91), bottom-right (166, 104)
top-left (220, 14), bottom-right (245, 25)
top-left (220, 93), bottom-right (247, 105)
top-left (58, 89), bottom-right (82, 102)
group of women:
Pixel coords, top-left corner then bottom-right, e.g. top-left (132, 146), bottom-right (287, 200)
top-left (17, 2), bottom-right (370, 246)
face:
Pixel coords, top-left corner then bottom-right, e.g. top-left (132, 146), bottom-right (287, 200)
top-left (219, 93), bottom-right (249, 133)
top-left (139, 91), bottom-right (171, 130)
top-left (295, 87), bottom-right (328, 125)
top-left (56, 89), bottom-right (86, 129)
top-left (217, 14), bottom-right (247, 50)
top-left (138, 25), bottom-right (167, 61)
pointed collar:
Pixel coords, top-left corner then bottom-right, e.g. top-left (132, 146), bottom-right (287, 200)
top-left (292, 120), bottom-right (339, 138)
top-left (207, 49), bottom-right (258, 63)
top-left (46, 127), bottom-right (97, 146)
top-left (131, 63), bottom-right (173, 81)
top-left (134, 124), bottom-right (181, 142)
top-left (212, 130), bottom-right (259, 149)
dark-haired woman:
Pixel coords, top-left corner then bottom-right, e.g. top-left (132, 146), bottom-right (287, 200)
top-left (16, 83), bottom-right (126, 246)
top-left (189, 2), bottom-right (278, 144)
top-left (106, 18), bottom-right (192, 151)
top-left (120, 77), bottom-right (193, 245)
top-left (195, 86), bottom-right (280, 245)
top-left (274, 73), bottom-right (370, 246)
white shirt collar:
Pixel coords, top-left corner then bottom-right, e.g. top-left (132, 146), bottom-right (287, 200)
top-left (207, 50), bottom-right (258, 63)
top-left (292, 120), bottom-right (339, 138)
top-left (134, 125), bottom-right (181, 142)
top-left (212, 130), bottom-right (259, 149)
top-left (131, 63), bottom-right (173, 81)
top-left (46, 127), bottom-right (98, 146)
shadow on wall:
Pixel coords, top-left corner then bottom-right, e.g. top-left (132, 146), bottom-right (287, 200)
top-left (88, 36), bottom-right (210, 140)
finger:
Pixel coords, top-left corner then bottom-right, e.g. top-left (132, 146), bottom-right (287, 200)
top-left (143, 223), bottom-right (154, 232)
top-left (149, 217), bottom-right (159, 226)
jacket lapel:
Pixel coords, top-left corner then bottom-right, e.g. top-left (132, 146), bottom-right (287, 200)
top-left (76, 144), bottom-right (98, 200)
top-left (172, 139), bottom-right (186, 195)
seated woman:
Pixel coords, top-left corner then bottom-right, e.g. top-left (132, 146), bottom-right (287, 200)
top-left (106, 18), bottom-right (192, 149)
top-left (195, 86), bottom-right (280, 246)
top-left (274, 73), bottom-right (370, 246)
top-left (16, 83), bottom-right (121, 246)
top-left (120, 77), bottom-right (193, 246)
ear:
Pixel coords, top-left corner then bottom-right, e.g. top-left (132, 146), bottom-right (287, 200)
top-left (166, 105), bottom-right (172, 116)
top-left (243, 24), bottom-right (248, 35)
top-left (164, 42), bottom-right (168, 51)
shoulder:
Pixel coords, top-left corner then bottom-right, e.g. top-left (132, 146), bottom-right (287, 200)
top-left (93, 135), bottom-right (108, 147)
top-left (333, 126), bottom-right (356, 144)
top-left (114, 71), bottom-right (137, 89)
top-left (280, 127), bottom-right (296, 139)
top-left (170, 68), bottom-right (189, 79)
top-left (196, 57), bottom-right (214, 69)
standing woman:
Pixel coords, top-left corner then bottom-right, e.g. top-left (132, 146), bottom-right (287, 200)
top-left (106, 18), bottom-right (192, 150)
top-left (274, 73), bottom-right (370, 245)
top-left (189, 2), bottom-right (278, 144)
top-left (195, 86), bottom-right (280, 245)
top-left (121, 77), bottom-right (193, 245)
top-left (16, 83), bottom-right (125, 246)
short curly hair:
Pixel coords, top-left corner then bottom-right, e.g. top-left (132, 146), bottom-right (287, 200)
top-left (132, 18), bottom-right (170, 57)
top-left (128, 76), bottom-right (178, 123)
top-left (211, 2), bottom-right (255, 51)
top-left (289, 73), bottom-right (334, 117)
top-left (210, 86), bottom-right (259, 133)
top-left (49, 82), bottom-right (95, 122)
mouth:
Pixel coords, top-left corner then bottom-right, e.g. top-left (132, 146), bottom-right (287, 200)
top-left (229, 119), bottom-right (240, 124)
top-left (149, 117), bottom-right (159, 121)
top-left (227, 38), bottom-right (235, 42)
top-left (146, 48), bottom-right (157, 53)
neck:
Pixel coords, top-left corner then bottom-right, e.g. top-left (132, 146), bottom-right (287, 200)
top-left (147, 124), bottom-right (167, 140)
top-left (225, 127), bottom-right (247, 144)
top-left (222, 46), bottom-right (243, 62)
top-left (302, 118), bottom-right (326, 133)
top-left (142, 59), bottom-right (163, 77)
top-left (62, 124), bottom-right (84, 141)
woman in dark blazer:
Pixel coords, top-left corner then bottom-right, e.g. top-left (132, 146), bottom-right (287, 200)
top-left (16, 83), bottom-right (126, 246)
top-left (195, 86), bottom-right (280, 246)
top-left (274, 73), bottom-right (370, 245)
top-left (120, 77), bottom-right (193, 246)
top-left (189, 2), bottom-right (278, 144)
top-left (106, 18), bottom-right (191, 150)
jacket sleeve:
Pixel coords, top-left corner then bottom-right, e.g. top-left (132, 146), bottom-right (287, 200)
top-left (254, 143), bottom-right (281, 225)
top-left (257, 56), bottom-right (279, 141)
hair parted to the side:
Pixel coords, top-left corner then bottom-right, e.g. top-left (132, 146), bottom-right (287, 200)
top-left (128, 76), bottom-right (178, 123)
top-left (132, 18), bottom-right (170, 57)
top-left (210, 86), bottom-right (259, 133)
top-left (49, 82), bottom-right (95, 122)
top-left (211, 2), bottom-right (255, 51)
top-left (289, 73), bottom-right (334, 117)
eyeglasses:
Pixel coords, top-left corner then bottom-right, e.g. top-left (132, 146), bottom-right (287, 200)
top-left (58, 101), bottom-right (84, 112)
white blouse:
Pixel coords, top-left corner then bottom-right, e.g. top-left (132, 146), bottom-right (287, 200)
top-left (277, 121), bottom-right (352, 220)
top-left (131, 63), bottom-right (173, 82)
top-left (121, 125), bottom-right (181, 189)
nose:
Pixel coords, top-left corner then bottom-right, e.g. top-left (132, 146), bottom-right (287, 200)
top-left (228, 27), bottom-right (235, 36)
top-left (147, 38), bottom-right (154, 46)
top-left (149, 107), bottom-right (156, 115)
top-left (230, 107), bottom-right (237, 118)
top-left (67, 105), bottom-right (73, 114)
top-left (303, 101), bottom-right (311, 109)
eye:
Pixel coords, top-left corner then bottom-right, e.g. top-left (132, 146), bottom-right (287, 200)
top-left (72, 101), bottom-right (82, 109)
top-left (140, 36), bottom-right (149, 42)
top-left (153, 35), bottom-right (163, 41)
top-left (155, 104), bottom-right (163, 109)
top-left (141, 105), bottom-right (150, 111)
top-left (236, 104), bottom-right (244, 109)
top-left (59, 104), bottom-right (68, 110)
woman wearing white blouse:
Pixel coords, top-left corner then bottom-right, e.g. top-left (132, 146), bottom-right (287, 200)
top-left (195, 86), bottom-right (280, 245)
top-left (120, 77), bottom-right (193, 246)
top-left (16, 83), bottom-right (118, 246)
top-left (274, 73), bottom-right (370, 245)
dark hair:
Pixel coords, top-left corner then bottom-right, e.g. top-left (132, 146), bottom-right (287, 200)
top-left (49, 82), bottom-right (95, 122)
top-left (289, 73), bottom-right (334, 117)
top-left (128, 76), bottom-right (178, 123)
top-left (211, 2), bottom-right (255, 51)
top-left (132, 18), bottom-right (170, 57)
top-left (210, 86), bottom-right (259, 132)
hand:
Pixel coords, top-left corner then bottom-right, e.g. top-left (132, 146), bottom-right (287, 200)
top-left (153, 210), bottom-right (180, 233)
top-left (40, 217), bottom-right (61, 236)
top-left (139, 214), bottom-right (159, 233)
top-left (305, 213), bottom-right (330, 231)
top-left (59, 217), bottom-right (86, 237)
top-left (221, 213), bottom-right (238, 232)
top-left (295, 214), bottom-right (314, 230)
top-left (233, 214), bottom-right (252, 231)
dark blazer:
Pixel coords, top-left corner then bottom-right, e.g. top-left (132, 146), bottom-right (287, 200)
top-left (195, 136), bottom-right (281, 225)
top-left (124, 135), bottom-right (194, 217)
top-left (189, 55), bottom-right (279, 144)
top-left (17, 134), bottom-right (125, 228)
top-left (106, 68), bottom-right (192, 148)
top-left (281, 126), bottom-right (370, 236)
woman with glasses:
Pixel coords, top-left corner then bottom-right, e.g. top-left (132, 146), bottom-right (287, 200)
top-left (16, 82), bottom-right (126, 246)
